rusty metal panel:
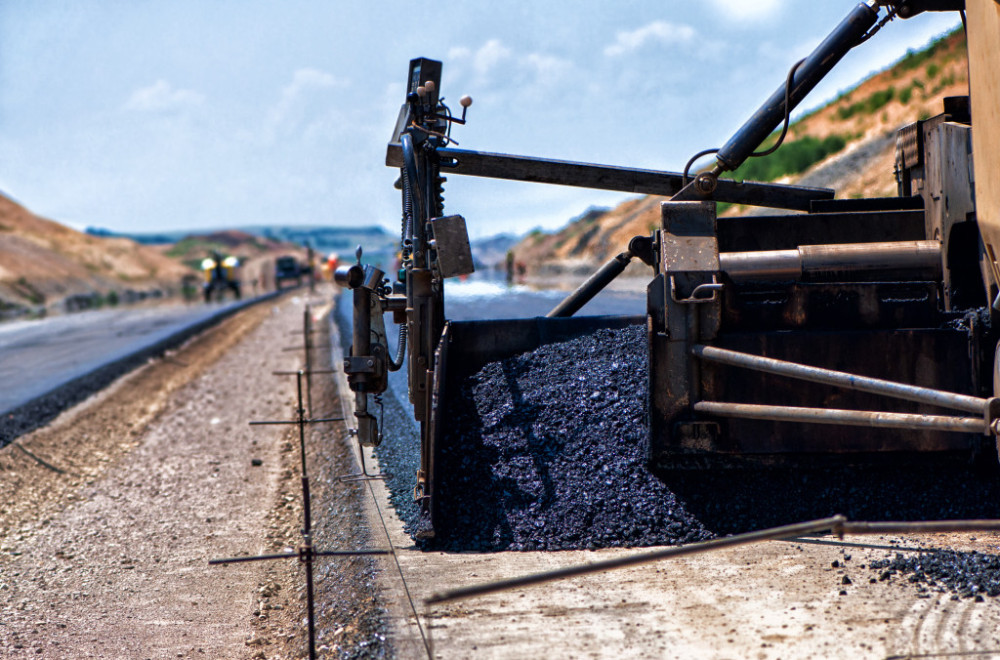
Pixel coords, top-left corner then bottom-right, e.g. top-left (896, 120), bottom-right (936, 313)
top-left (967, 0), bottom-right (1000, 291)
top-left (720, 281), bottom-right (941, 331)
top-left (659, 202), bottom-right (720, 273)
top-left (430, 214), bottom-right (475, 279)
top-left (921, 122), bottom-right (975, 309)
top-left (895, 121), bottom-right (923, 172)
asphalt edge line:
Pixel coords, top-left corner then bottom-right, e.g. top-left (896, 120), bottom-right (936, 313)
top-left (0, 290), bottom-right (284, 448)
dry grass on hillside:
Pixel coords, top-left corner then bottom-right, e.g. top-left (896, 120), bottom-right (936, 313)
top-left (0, 194), bottom-right (193, 314)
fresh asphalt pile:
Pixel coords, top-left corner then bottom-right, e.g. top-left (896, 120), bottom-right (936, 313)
top-left (870, 550), bottom-right (1000, 601)
top-left (431, 325), bottom-right (713, 551)
top-left (371, 322), bottom-right (1000, 557)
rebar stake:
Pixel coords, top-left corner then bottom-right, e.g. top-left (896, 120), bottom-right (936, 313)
top-left (209, 369), bottom-right (387, 660)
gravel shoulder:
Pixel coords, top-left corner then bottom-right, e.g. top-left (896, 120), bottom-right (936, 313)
top-left (0, 295), bottom-right (318, 659)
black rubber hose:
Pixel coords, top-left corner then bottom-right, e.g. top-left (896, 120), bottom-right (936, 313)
top-left (388, 324), bottom-right (407, 372)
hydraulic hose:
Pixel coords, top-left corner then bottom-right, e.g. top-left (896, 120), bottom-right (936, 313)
top-left (388, 324), bottom-right (407, 372)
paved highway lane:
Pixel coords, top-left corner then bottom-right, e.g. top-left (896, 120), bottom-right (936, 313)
top-left (0, 301), bottom-right (245, 415)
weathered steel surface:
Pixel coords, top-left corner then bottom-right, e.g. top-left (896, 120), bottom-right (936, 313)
top-left (717, 209), bottom-right (926, 252)
top-left (718, 240), bottom-right (942, 282)
top-left (386, 144), bottom-right (834, 211)
top-left (693, 401), bottom-right (987, 434)
top-left (966, 0), bottom-right (1000, 289)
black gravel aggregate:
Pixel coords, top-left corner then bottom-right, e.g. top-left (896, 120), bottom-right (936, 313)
top-left (870, 549), bottom-right (1000, 600)
top-left (368, 320), bottom-right (1000, 554)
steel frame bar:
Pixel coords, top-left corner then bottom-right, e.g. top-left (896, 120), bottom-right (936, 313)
top-left (386, 145), bottom-right (833, 211)
top-left (691, 344), bottom-right (989, 415)
top-left (693, 401), bottom-right (988, 434)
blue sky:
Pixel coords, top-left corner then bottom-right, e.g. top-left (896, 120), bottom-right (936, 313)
top-left (0, 2), bottom-right (960, 238)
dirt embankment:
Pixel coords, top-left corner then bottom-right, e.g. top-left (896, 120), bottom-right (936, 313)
top-left (0, 194), bottom-right (194, 319)
top-left (512, 28), bottom-right (969, 275)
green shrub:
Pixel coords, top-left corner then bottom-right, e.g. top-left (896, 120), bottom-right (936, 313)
top-left (728, 134), bottom-right (848, 183)
top-left (867, 87), bottom-right (895, 112)
top-left (898, 86), bottom-right (913, 104)
top-left (836, 86), bottom-right (894, 120)
top-left (925, 63), bottom-right (940, 79)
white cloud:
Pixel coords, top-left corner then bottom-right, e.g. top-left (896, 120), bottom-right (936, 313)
top-left (271, 68), bottom-right (342, 125)
top-left (522, 53), bottom-right (572, 78)
top-left (706, 0), bottom-right (784, 23)
top-left (448, 46), bottom-right (472, 61)
top-left (445, 39), bottom-right (520, 91)
top-left (604, 21), bottom-right (696, 57)
top-left (124, 80), bottom-right (204, 113)
top-left (473, 39), bottom-right (512, 76)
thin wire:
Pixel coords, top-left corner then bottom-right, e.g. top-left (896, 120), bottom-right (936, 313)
top-left (364, 476), bottom-right (435, 659)
top-left (330, 321), bottom-right (434, 659)
top-left (857, 5), bottom-right (897, 45)
top-left (410, 120), bottom-right (457, 146)
top-left (682, 148), bottom-right (719, 186)
top-left (750, 57), bottom-right (805, 158)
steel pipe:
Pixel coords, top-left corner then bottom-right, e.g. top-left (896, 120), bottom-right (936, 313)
top-left (718, 240), bottom-right (942, 282)
top-left (693, 401), bottom-right (988, 434)
top-left (691, 345), bottom-right (989, 415)
top-left (424, 515), bottom-right (1000, 604)
top-left (547, 250), bottom-right (634, 318)
top-left (426, 516), bottom-right (847, 604)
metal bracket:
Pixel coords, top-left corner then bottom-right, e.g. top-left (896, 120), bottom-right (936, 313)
top-left (670, 276), bottom-right (723, 304)
top-left (343, 356), bottom-right (378, 375)
top-left (986, 397), bottom-right (1000, 436)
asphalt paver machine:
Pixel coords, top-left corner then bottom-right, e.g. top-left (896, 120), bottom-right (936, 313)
top-left (337, 0), bottom-right (1000, 537)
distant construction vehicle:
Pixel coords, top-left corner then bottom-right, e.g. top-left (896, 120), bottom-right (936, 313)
top-left (274, 255), bottom-right (304, 289)
top-left (201, 252), bottom-right (241, 303)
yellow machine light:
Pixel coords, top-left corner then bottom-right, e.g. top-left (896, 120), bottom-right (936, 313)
top-left (201, 258), bottom-right (216, 270)
top-left (222, 256), bottom-right (239, 268)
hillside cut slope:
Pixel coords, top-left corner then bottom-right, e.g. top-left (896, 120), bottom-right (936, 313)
top-left (0, 194), bottom-right (193, 318)
top-left (513, 28), bottom-right (969, 274)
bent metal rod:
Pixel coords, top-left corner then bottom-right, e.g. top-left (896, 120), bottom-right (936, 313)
top-left (425, 516), bottom-right (1000, 605)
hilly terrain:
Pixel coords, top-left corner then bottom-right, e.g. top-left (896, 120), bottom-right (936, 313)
top-left (156, 229), bottom-right (314, 294)
top-left (0, 194), bottom-right (194, 319)
top-left (512, 28), bottom-right (969, 275)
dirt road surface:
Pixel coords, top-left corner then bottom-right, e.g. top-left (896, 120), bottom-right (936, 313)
top-left (0, 295), bottom-right (327, 659)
